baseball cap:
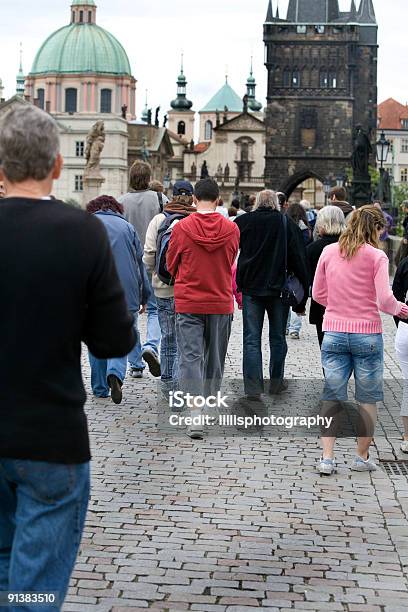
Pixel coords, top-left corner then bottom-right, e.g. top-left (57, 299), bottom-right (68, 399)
top-left (173, 180), bottom-right (194, 196)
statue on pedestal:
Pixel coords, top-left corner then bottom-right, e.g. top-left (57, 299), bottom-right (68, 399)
top-left (200, 161), bottom-right (209, 179)
top-left (84, 120), bottom-right (105, 177)
top-left (352, 125), bottom-right (371, 179)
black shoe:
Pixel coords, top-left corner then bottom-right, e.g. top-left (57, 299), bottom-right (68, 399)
top-left (269, 379), bottom-right (289, 395)
top-left (142, 349), bottom-right (161, 377)
top-left (107, 375), bottom-right (123, 404)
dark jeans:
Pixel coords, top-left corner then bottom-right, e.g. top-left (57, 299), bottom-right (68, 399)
top-left (0, 459), bottom-right (90, 611)
top-left (242, 294), bottom-right (289, 396)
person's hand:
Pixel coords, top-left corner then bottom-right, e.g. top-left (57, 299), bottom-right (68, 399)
top-left (139, 304), bottom-right (146, 315)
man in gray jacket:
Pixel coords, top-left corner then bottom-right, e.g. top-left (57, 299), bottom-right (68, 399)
top-left (119, 160), bottom-right (168, 378)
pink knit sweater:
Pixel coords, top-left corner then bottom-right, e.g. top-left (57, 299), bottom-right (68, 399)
top-left (312, 243), bottom-right (408, 334)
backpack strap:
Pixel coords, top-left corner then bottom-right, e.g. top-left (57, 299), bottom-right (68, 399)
top-left (157, 191), bottom-right (164, 212)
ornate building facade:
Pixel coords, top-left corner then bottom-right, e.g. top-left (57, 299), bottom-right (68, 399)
top-left (263, 0), bottom-right (378, 197)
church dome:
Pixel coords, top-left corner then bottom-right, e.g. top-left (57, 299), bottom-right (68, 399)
top-left (30, 2), bottom-right (131, 76)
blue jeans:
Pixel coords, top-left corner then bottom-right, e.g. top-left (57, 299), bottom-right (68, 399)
top-left (156, 297), bottom-right (178, 390)
top-left (321, 332), bottom-right (384, 403)
top-left (128, 281), bottom-right (161, 370)
top-left (0, 459), bottom-right (90, 611)
top-left (287, 310), bottom-right (302, 334)
top-left (89, 310), bottom-right (139, 396)
top-left (242, 295), bottom-right (290, 396)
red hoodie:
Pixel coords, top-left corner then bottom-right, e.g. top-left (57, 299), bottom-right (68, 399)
top-left (166, 212), bottom-right (240, 314)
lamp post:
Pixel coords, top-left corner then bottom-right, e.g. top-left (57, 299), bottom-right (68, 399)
top-left (376, 130), bottom-right (390, 170)
top-left (323, 178), bottom-right (331, 206)
top-left (163, 173), bottom-right (171, 198)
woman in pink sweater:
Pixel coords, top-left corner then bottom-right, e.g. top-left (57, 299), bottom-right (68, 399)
top-left (313, 206), bottom-right (408, 475)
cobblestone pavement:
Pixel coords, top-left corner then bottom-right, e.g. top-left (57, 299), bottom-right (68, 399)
top-left (64, 310), bottom-right (408, 612)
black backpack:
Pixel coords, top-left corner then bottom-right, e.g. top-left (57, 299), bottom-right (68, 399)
top-left (155, 213), bottom-right (185, 285)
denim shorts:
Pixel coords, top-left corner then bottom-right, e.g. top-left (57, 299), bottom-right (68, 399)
top-left (321, 332), bottom-right (384, 404)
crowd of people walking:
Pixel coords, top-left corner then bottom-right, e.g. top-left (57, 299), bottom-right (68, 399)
top-left (2, 105), bottom-right (408, 607)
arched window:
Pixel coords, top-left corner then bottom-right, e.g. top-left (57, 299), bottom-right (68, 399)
top-left (65, 88), bottom-right (77, 113)
top-left (100, 89), bottom-right (112, 113)
top-left (79, 10), bottom-right (84, 23)
top-left (292, 70), bottom-right (300, 88)
top-left (328, 70), bottom-right (337, 88)
top-left (204, 120), bottom-right (213, 140)
top-left (241, 142), bottom-right (249, 162)
top-left (283, 69), bottom-right (291, 87)
top-left (37, 88), bottom-right (45, 110)
top-left (88, 10), bottom-right (92, 23)
top-left (177, 121), bottom-right (186, 135)
top-left (320, 69), bottom-right (328, 88)
top-left (72, 11), bottom-right (75, 23)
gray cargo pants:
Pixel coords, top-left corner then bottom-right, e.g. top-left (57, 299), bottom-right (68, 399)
top-left (175, 313), bottom-right (232, 398)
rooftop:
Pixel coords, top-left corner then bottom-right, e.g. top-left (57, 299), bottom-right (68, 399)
top-left (200, 80), bottom-right (243, 113)
top-left (378, 98), bottom-right (408, 131)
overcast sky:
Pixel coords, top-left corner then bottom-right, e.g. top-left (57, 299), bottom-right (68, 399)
top-left (0, 0), bottom-right (406, 123)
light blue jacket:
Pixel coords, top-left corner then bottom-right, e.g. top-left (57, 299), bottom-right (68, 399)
top-left (94, 210), bottom-right (151, 312)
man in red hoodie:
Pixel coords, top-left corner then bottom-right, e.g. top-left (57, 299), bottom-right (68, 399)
top-left (166, 178), bottom-right (240, 438)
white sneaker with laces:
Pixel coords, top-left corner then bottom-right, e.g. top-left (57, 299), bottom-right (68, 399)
top-left (350, 455), bottom-right (377, 472)
top-left (318, 457), bottom-right (336, 475)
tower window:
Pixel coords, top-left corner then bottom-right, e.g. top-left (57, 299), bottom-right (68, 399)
top-left (65, 88), bottom-right (77, 113)
top-left (88, 10), bottom-right (92, 23)
top-left (177, 121), bottom-right (186, 136)
top-left (72, 11), bottom-right (75, 23)
top-left (79, 10), bottom-right (84, 23)
top-left (37, 88), bottom-right (45, 110)
top-left (320, 69), bottom-right (328, 88)
top-left (100, 89), bottom-right (112, 113)
top-left (328, 71), bottom-right (337, 88)
top-left (292, 71), bottom-right (300, 87)
top-left (283, 69), bottom-right (291, 87)
top-left (205, 120), bottom-right (213, 140)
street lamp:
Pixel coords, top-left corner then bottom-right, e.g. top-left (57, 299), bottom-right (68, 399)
top-left (376, 130), bottom-right (390, 169)
top-left (323, 178), bottom-right (332, 206)
top-left (163, 173), bottom-right (171, 197)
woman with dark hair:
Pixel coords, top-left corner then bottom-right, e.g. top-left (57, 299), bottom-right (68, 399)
top-left (86, 195), bottom-right (151, 404)
top-left (287, 202), bottom-right (312, 245)
top-left (286, 203), bottom-right (312, 339)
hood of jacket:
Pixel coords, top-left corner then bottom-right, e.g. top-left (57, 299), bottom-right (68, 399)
top-left (179, 212), bottom-right (237, 252)
top-left (333, 201), bottom-right (354, 216)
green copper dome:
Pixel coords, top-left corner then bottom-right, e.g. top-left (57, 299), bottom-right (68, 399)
top-left (200, 81), bottom-right (243, 113)
top-left (30, 23), bottom-right (132, 76)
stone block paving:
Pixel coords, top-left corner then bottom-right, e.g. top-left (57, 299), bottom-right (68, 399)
top-left (63, 311), bottom-right (408, 611)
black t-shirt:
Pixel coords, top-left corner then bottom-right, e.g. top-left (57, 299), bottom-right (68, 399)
top-left (0, 198), bottom-right (135, 463)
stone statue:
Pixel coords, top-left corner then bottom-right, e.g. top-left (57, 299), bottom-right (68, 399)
top-left (216, 163), bottom-right (223, 179)
top-left (155, 106), bottom-right (160, 128)
top-left (147, 109), bottom-right (152, 125)
top-left (243, 94), bottom-right (249, 114)
top-left (121, 104), bottom-right (127, 119)
top-left (84, 120), bottom-right (105, 176)
top-left (201, 161), bottom-right (209, 179)
top-left (163, 114), bottom-right (168, 128)
top-left (352, 125), bottom-right (371, 178)
top-left (224, 163), bottom-right (230, 182)
top-left (190, 139), bottom-right (195, 151)
top-left (191, 162), bottom-right (197, 178)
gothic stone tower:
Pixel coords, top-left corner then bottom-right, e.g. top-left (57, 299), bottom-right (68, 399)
top-left (263, 0), bottom-right (378, 196)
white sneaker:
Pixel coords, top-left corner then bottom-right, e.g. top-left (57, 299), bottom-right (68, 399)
top-left (400, 440), bottom-right (408, 454)
top-left (187, 408), bottom-right (204, 440)
top-left (318, 457), bottom-right (336, 475)
top-left (350, 455), bottom-right (377, 472)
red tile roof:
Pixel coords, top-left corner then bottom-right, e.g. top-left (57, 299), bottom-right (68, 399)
top-left (378, 98), bottom-right (408, 130)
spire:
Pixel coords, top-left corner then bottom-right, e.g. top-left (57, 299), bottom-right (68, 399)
top-left (142, 89), bottom-right (149, 122)
top-left (276, 2), bottom-right (280, 19)
top-left (16, 43), bottom-right (25, 97)
top-left (349, 0), bottom-right (357, 20)
top-left (357, 0), bottom-right (376, 24)
top-left (170, 56), bottom-right (193, 111)
top-left (246, 58), bottom-right (262, 112)
top-left (265, 0), bottom-right (274, 22)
